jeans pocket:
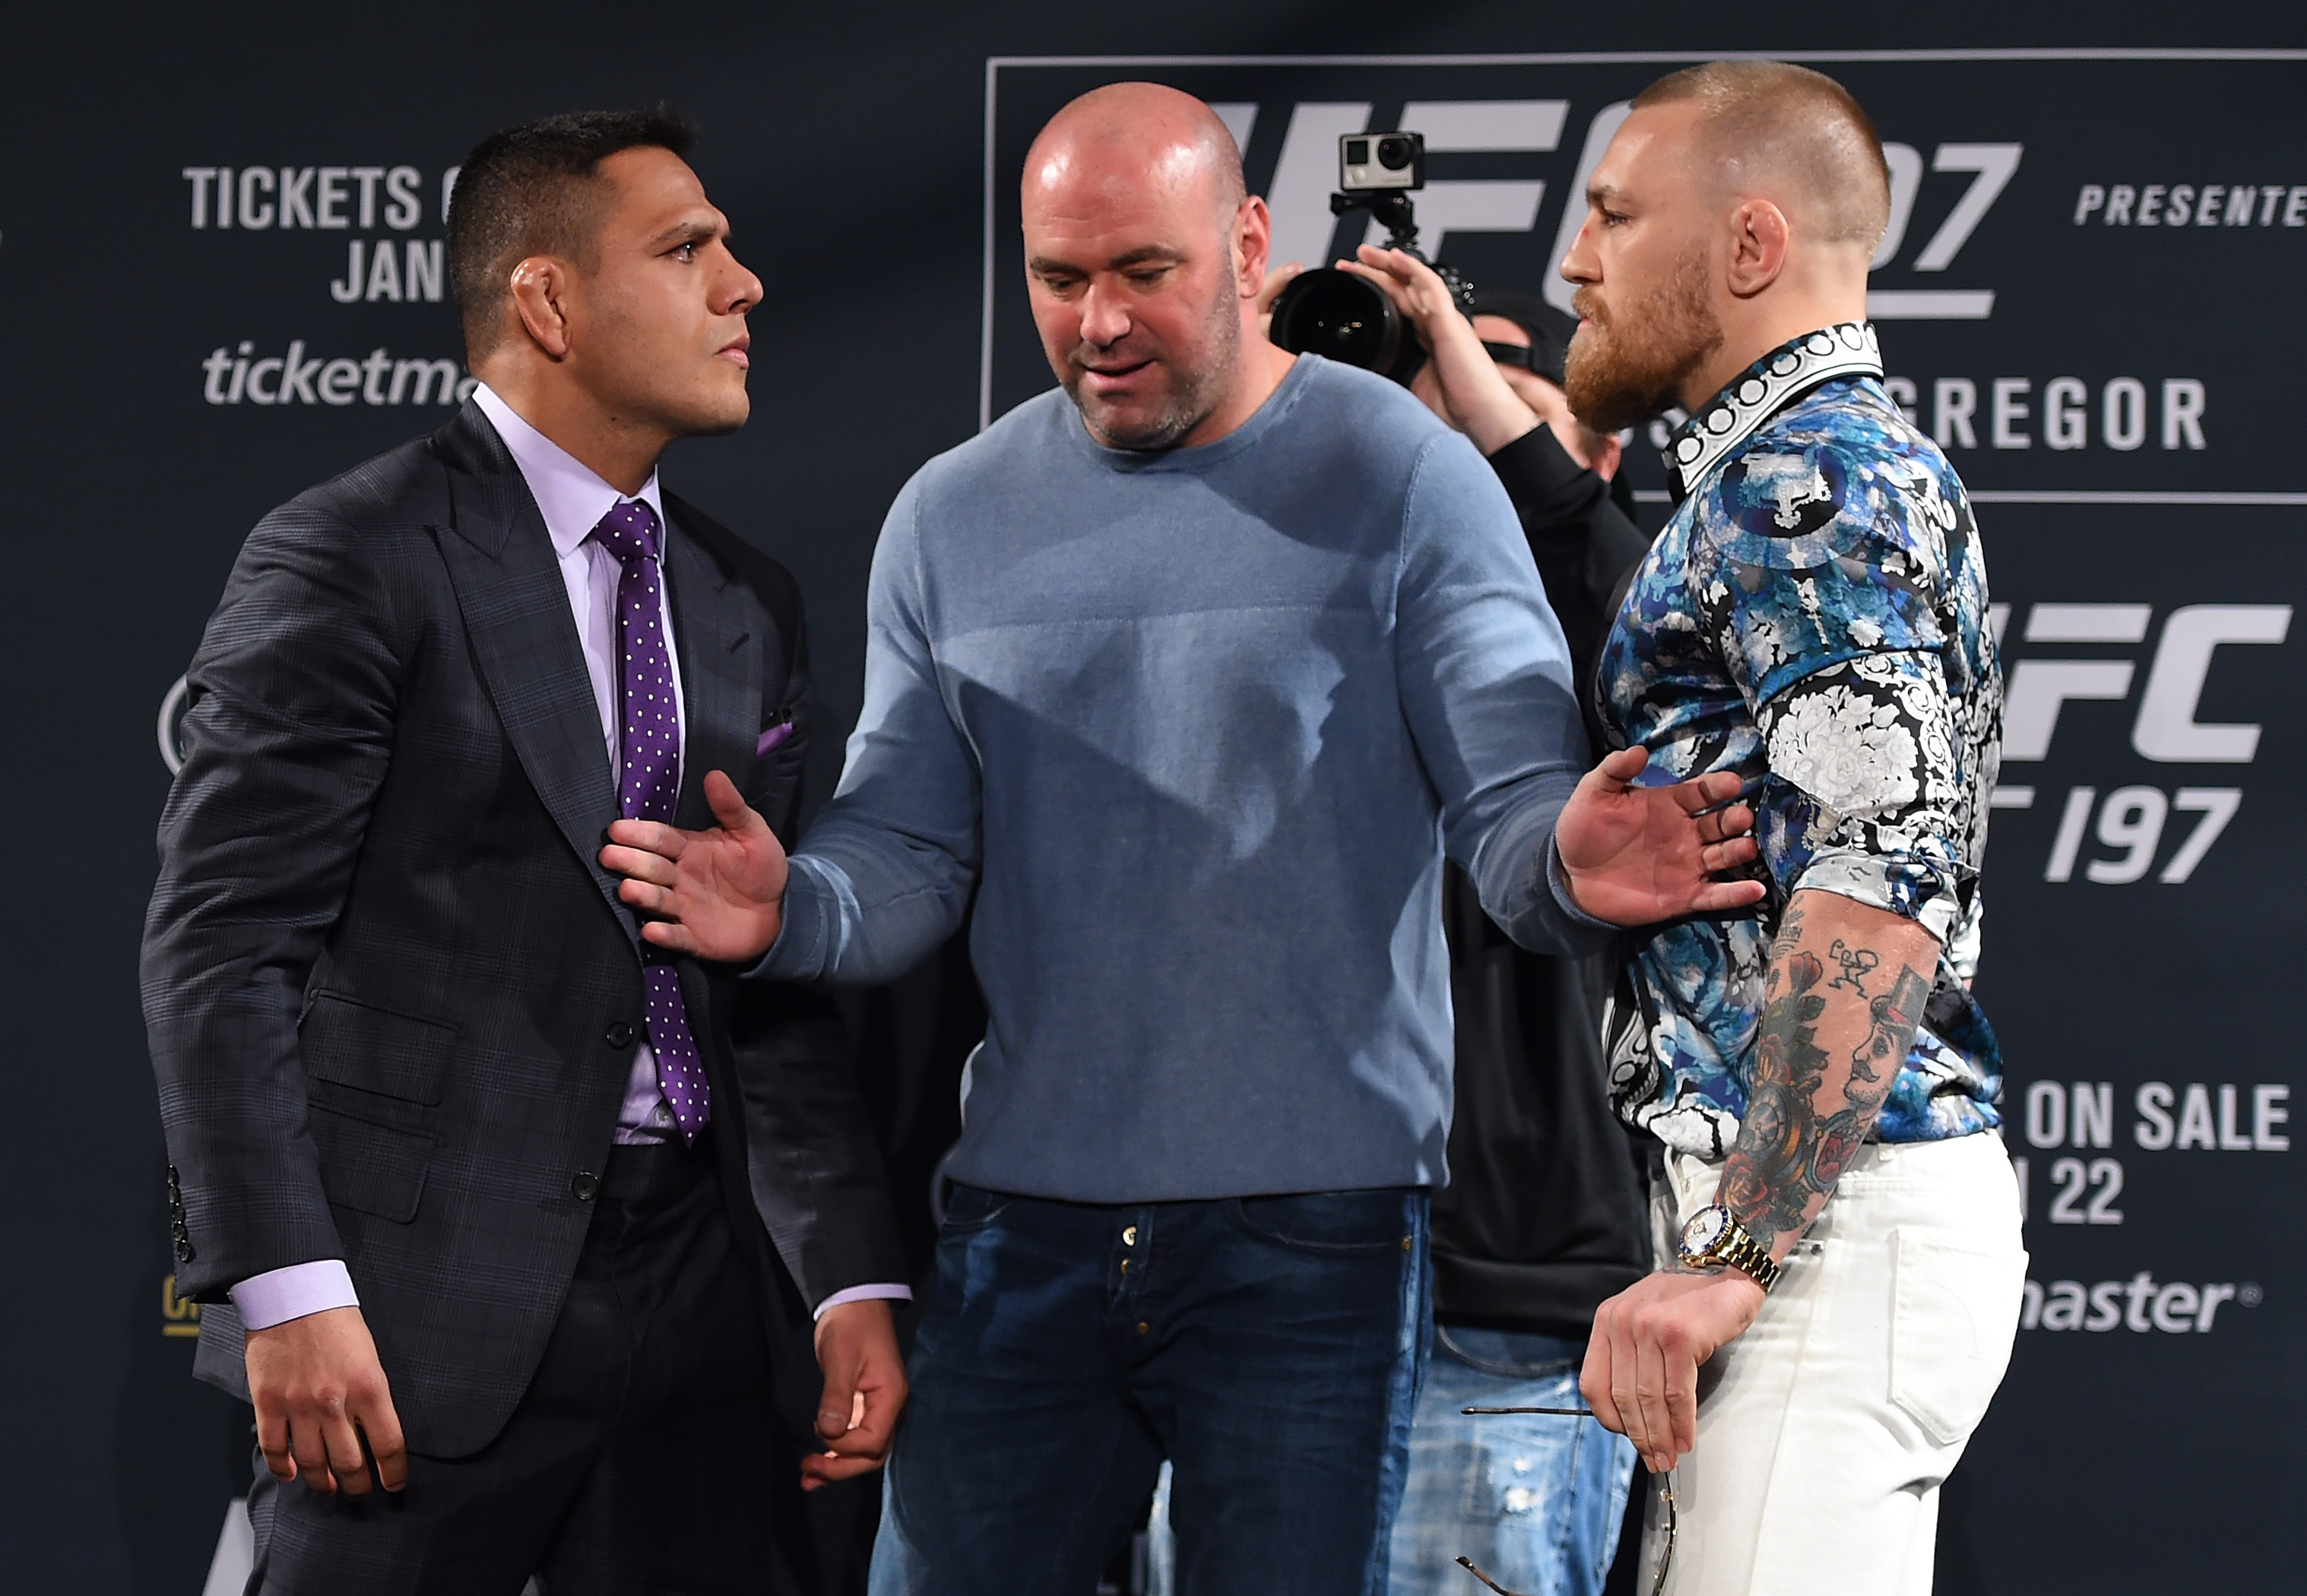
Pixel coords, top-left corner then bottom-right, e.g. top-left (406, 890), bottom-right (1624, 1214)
top-left (1434, 1325), bottom-right (1584, 1380)
top-left (1229, 1189), bottom-right (1414, 1252)
top-left (1888, 1227), bottom-right (2029, 1447)
top-left (939, 1183), bottom-right (1012, 1237)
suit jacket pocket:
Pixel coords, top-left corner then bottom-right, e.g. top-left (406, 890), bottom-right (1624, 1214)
top-left (299, 991), bottom-right (456, 1105)
top-left (309, 1104), bottom-right (438, 1224)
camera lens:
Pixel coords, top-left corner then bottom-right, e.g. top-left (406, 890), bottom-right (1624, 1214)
top-left (1267, 268), bottom-right (1404, 380)
top-left (1377, 135), bottom-right (1414, 170)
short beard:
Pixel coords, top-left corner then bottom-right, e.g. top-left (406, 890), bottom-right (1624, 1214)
top-left (1066, 274), bottom-right (1241, 451)
top-left (1564, 245), bottom-right (1723, 435)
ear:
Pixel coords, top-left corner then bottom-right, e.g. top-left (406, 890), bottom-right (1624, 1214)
top-left (507, 257), bottom-right (576, 360)
top-left (1233, 196), bottom-right (1273, 297)
top-left (1593, 430), bottom-right (1624, 482)
top-left (1725, 199), bottom-right (1791, 299)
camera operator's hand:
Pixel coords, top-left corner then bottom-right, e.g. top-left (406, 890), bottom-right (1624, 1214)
top-left (1256, 262), bottom-right (1304, 343)
top-left (1336, 245), bottom-right (1542, 457)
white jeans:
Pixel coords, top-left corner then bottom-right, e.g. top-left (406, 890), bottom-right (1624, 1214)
top-left (1640, 1132), bottom-right (2028, 1596)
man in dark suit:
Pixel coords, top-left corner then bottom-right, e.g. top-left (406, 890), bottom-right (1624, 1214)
top-left (142, 109), bottom-right (908, 1593)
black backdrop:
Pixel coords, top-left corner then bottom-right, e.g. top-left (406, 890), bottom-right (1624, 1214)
top-left (5, 4), bottom-right (2302, 1591)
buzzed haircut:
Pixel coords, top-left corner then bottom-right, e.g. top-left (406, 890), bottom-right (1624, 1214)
top-left (447, 107), bottom-right (698, 360)
top-left (1632, 61), bottom-right (1891, 247)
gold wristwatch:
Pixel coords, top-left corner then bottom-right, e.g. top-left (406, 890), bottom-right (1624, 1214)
top-left (1677, 1204), bottom-right (1780, 1292)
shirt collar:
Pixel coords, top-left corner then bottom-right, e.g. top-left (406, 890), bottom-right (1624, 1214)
top-left (471, 383), bottom-right (667, 560)
top-left (1660, 322), bottom-right (1881, 504)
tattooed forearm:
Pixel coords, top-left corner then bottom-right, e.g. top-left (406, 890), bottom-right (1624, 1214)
top-left (1715, 891), bottom-right (1939, 1259)
top-left (1846, 968), bottom-right (1928, 1094)
top-left (1717, 945), bottom-right (1832, 1249)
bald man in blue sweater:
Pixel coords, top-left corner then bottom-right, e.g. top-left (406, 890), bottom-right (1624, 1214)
top-left (604, 84), bottom-right (1762, 1596)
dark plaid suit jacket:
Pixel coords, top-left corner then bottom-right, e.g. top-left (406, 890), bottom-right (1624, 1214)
top-left (142, 402), bottom-right (905, 1458)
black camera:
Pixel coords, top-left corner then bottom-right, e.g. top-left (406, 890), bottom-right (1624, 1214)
top-left (1267, 131), bottom-right (1474, 385)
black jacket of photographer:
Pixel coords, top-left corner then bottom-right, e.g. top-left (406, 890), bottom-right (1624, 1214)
top-left (1434, 420), bottom-right (1656, 1341)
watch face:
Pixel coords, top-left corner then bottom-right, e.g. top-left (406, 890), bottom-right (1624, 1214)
top-left (1682, 1206), bottom-right (1730, 1256)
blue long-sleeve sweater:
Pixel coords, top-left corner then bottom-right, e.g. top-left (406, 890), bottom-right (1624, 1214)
top-left (762, 354), bottom-right (1605, 1202)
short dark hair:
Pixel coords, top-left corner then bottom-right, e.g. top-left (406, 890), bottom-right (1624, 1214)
top-left (447, 107), bottom-right (698, 361)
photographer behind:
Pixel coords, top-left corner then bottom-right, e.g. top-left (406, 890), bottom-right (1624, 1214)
top-left (1304, 246), bottom-right (1653, 1596)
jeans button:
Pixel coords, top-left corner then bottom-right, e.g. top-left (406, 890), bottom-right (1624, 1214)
top-left (572, 1171), bottom-right (601, 1202)
top-left (605, 1021), bottom-right (636, 1050)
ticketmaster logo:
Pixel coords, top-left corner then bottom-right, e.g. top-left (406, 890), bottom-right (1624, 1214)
top-left (198, 340), bottom-right (474, 407)
top-left (2021, 1274), bottom-right (2260, 1334)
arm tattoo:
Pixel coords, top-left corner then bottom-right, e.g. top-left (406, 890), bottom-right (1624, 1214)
top-left (1718, 907), bottom-right (1933, 1256)
top-left (1718, 947), bottom-right (1832, 1250)
top-left (1827, 939), bottom-right (1878, 993)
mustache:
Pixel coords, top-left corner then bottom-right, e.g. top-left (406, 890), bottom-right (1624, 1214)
top-left (1570, 287), bottom-right (1607, 328)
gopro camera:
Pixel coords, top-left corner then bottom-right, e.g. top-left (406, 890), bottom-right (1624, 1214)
top-left (1269, 128), bottom-right (1472, 386)
top-left (1339, 131), bottom-right (1424, 193)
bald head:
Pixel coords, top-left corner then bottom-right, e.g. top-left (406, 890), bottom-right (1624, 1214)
top-left (1019, 83), bottom-right (1287, 451)
top-left (1024, 81), bottom-right (1247, 234)
top-left (1633, 60), bottom-right (1890, 248)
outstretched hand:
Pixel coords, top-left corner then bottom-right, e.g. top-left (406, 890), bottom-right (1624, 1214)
top-left (601, 769), bottom-right (789, 964)
top-left (1558, 747), bottom-right (1767, 926)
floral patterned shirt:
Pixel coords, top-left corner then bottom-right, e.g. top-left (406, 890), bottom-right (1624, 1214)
top-left (1599, 324), bottom-right (2004, 1156)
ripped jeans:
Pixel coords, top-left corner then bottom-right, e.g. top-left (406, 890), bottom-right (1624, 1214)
top-left (1385, 1325), bottom-right (1635, 1596)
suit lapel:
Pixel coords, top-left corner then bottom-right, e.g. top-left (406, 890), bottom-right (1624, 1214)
top-left (429, 406), bottom-right (637, 949)
top-left (664, 511), bottom-right (763, 832)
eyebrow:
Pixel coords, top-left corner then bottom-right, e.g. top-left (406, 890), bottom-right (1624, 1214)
top-left (1027, 244), bottom-right (1190, 274)
top-left (1587, 182), bottom-right (1625, 207)
top-left (648, 217), bottom-right (723, 249)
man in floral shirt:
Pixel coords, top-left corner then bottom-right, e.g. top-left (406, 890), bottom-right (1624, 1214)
top-left (1561, 62), bottom-right (2027, 1596)
top-left (1601, 318), bottom-right (2003, 1158)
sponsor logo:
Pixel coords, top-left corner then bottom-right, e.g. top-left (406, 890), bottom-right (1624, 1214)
top-left (198, 341), bottom-right (473, 408)
top-left (181, 161), bottom-right (465, 405)
top-left (158, 675), bottom-right (190, 775)
top-left (1987, 600), bottom-right (2288, 884)
top-left (160, 1274), bottom-right (201, 1340)
top-left (1239, 100), bottom-right (2014, 323)
top-left (2020, 1274), bottom-right (2259, 1333)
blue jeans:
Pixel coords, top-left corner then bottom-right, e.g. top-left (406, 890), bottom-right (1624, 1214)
top-left (1386, 1326), bottom-right (1635, 1596)
top-left (870, 1183), bottom-right (1431, 1596)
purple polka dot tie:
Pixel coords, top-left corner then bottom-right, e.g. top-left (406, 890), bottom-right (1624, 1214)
top-left (592, 500), bottom-right (709, 1145)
